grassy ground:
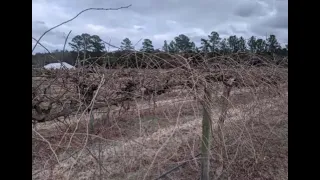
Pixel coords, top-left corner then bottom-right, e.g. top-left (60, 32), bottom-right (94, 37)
top-left (32, 84), bottom-right (287, 180)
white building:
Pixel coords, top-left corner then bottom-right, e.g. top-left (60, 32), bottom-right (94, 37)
top-left (44, 62), bottom-right (75, 70)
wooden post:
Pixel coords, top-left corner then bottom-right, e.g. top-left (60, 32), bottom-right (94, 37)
top-left (200, 87), bottom-right (213, 180)
top-left (200, 77), bottom-right (235, 180)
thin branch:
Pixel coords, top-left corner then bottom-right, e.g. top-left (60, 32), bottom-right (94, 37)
top-left (133, 38), bottom-right (143, 48)
top-left (33, 128), bottom-right (61, 165)
top-left (155, 153), bottom-right (202, 180)
top-left (32, 37), bottom-right (52, 54)
top-left (32, 4), bottom-right (132, 53)
top-left (62, 30), bottom-right (72, 62)
top-left (32, 37), bottom-right (61, 64)
top-left (102, 39), bottom-right (121, 49)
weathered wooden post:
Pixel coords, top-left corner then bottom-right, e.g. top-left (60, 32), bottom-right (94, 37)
top-left (200, 87), bottom-right (213, 180)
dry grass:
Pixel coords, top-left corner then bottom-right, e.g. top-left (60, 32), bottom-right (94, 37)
top-left (33, 94), bottom-right (287, 179)
top-left (32, 54), bottom-right (288, 180)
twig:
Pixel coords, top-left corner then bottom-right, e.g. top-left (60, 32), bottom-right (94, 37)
top-left (155, 153), bottom-right (202, 180)
top-left (102, 39), bottom-right (121, 49)
top-left (32, 37), bottom-right (52, 54)
top-left (62, 30), bottom-right (72, 62)
top-left (32, 5), bottom-right (132, 53)
top-left (32, 128), bottom-right (61, 165)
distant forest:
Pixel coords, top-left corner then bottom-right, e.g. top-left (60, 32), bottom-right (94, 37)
top-left (32, 31), bottom-right (288, 68)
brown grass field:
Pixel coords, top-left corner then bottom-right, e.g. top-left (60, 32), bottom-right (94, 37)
top-left (32, 59), bottom-right (288, 180)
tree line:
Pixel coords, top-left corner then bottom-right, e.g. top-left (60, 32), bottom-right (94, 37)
top-left (32, 31), bottom-right (288, 68)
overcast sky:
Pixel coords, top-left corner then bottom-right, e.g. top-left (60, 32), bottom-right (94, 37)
top-left (32, 0), bottom-right (288, 53)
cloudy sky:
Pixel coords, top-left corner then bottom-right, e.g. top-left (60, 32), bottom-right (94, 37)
top-left (32, 0), bottom-right (288, 53)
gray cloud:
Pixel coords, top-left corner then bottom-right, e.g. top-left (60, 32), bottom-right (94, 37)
top-left (234, 0), bottom-right (269, 17)
top-left (263, 15), bottom-right (288, 29)
top-left (32, 21), bottom-right (66, 38)
top-left (248, 0), bottom-right (288, 43)
top-left (32, 0), bottom-right (288, 53)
